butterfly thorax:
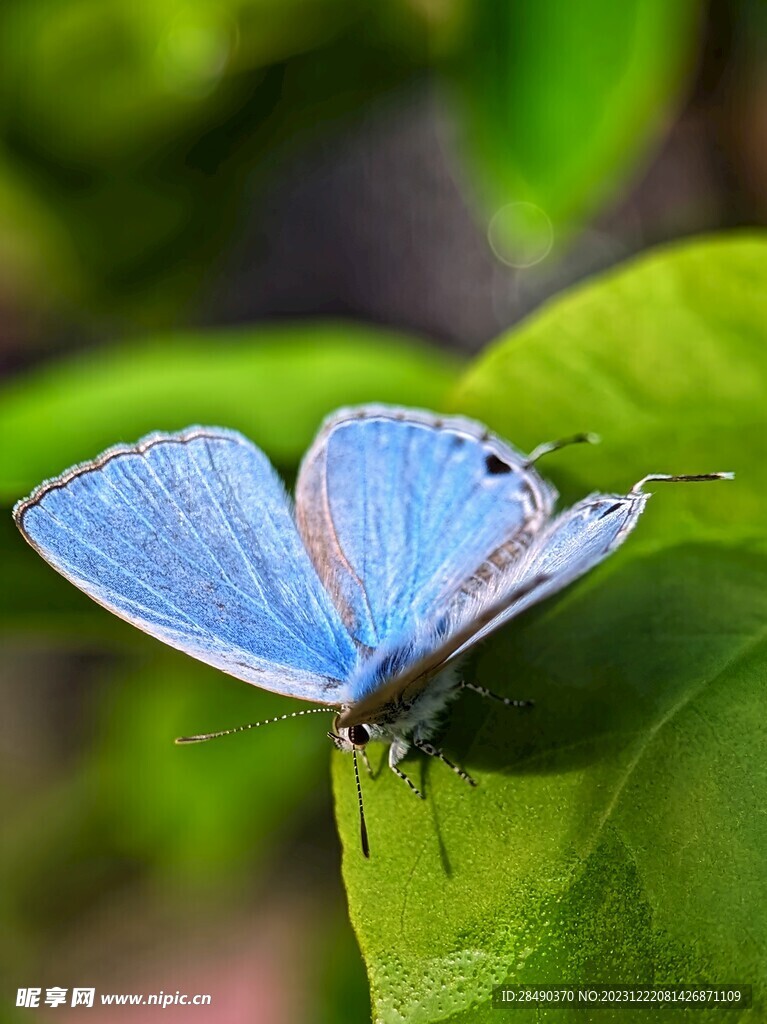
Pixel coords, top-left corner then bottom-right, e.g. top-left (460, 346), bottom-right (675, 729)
top-left (330, 660), bottom-right (462, 754)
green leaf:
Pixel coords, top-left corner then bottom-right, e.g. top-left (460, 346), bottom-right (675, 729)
top-left (334, 233), bottom-right (767, 1023)
top-left (446, 0), bottom-right (702, 260)
top-left (0, 321), bottom-right (458, 503)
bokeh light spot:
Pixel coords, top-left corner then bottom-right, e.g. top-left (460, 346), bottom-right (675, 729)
top-left (160, 15), bottom-right (232, 98)
top-left (487, 202), bottom-right (554, 268)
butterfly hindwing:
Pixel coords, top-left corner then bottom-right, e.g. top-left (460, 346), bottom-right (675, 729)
top-left (14, 428), bottom-right (358, 702)
top-left (443, 488), bottom-right (651, 662)
top-left (295, 405), bottom-right (557, 655)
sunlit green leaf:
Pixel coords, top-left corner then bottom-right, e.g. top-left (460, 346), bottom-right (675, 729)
top-left (335, 233), bottom-right (767, 1023)
top-left (0, 322), bottom-right (458, 502)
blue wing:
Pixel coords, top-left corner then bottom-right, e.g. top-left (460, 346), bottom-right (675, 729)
top-left (14, 427), bottom-right (358, 703)
top-left (337, 488), bottom-right (651, 726)
top-left (295, 405), bottom-right (557, 654)
top-left (442, 488), bottom-right (651, 660)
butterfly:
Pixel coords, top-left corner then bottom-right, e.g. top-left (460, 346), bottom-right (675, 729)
top-left (13, 405), bottom-right (731, 855)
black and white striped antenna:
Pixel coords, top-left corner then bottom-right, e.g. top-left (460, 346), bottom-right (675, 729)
top-left (175, 706), bottom-right (336, 744)
top-left (352, 749), bottom-right (370, 858)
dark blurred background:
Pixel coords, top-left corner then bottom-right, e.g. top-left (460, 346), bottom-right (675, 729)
top-left (1, 0), bottom-right (765, 366)
top-left (1, 0), bottom-right (765, 1020)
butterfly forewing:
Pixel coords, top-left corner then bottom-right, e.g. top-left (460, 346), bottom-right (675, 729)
top-left (14, 428), bottom-right (358, 702)
top-left (295, 405), bottom-right (557, 656)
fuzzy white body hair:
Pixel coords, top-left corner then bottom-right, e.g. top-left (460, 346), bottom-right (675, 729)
top-left (331, 660), bottom-right (463, 766)
top-left (382, 660), bottom-right (462, 743)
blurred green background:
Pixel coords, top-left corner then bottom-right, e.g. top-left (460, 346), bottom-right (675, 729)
top-left (1, 0), bottom-right (766, 1021)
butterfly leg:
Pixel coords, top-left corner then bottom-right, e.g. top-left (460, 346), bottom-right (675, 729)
top-left (388, 738), bottom-right (424, 799)
top-left (360, 748), bottom-right (374, 777)
top-left (460, 680), bottom-right (533, 708)
top-left (413, 737), bottom-right (476, 787)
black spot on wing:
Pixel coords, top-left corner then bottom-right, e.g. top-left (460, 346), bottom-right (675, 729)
top-left (598, 501), bottom-right (625, 519)
top-left (485, 453), bottom-right (512, 475)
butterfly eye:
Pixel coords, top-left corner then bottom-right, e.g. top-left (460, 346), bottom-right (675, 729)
top-left (348, 724), bottom-right (371, 748)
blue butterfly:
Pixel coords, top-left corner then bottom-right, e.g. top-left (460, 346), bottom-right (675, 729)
top-left (13, 405), bottom-right (731, 855)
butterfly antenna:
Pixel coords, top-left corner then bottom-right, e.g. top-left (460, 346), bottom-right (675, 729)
top-left (353, 749), bottom-right (370, 858)
top-left (526, 432), bottom-right (600, 466)
top-left (630, 471), bottom-right (734, 495)
top-left (175, 706), bottom-right (336, 744)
